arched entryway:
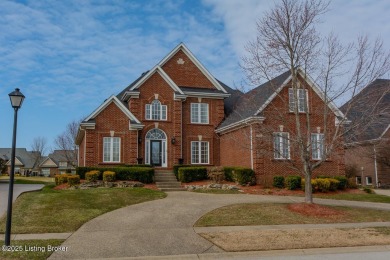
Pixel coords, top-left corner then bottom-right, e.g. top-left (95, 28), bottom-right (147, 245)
top-left (145, 128), bottom-right (167, 167)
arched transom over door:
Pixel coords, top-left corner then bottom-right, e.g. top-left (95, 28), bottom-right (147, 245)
top-left (145, 128), bottom-right (167, 167)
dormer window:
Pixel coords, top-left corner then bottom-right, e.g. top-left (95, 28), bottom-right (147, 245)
top-left (145, 100), bottom-right (167, 120)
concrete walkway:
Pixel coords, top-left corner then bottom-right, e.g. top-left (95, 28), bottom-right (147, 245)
top-left (49, 192), bottom-right (390, 259)
top-left (375, 189), bottom-right (390, 197)
top-left (0, 183), bottom-right (44, 217)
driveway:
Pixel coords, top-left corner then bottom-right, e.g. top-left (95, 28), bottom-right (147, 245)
top-left (49, 192), bottom-right (390, 259)
top-left (0, 183), bottom-right (44, 218)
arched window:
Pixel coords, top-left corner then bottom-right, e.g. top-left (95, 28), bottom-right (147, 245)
top-left (145, 100), bottom-right (167, 120)
top-left (145, 128), bottom-right (167, 140)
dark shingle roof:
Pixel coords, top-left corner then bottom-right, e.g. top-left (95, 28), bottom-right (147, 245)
top-left (218, 70), bottom-right (291, 129)
top-left (341, 79), bottom-right (390, 142)
top-left (0, 148), bottom-right (40, 169)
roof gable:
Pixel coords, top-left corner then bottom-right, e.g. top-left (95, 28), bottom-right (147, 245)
top-left (158, 43), bottom-right (227, 93)
top-left (40, 157), bottom-right (57, 167)
top-left (84, 95), bottom-right (141, 124)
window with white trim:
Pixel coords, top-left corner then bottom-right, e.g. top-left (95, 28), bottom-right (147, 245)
top-left (356, 176), bottom-right (362, 185)
top-left (59, 162), bottom-right (67, 167)
top-left (145, 100), bottom-right (167, 120)
top-left (191, 103), bottom-right (209, 124)
top-left (103, 137), bottom-right (120, 162)
top-left (366, 176), bottom-right (372, 185)
top-left (41, 168), bottom-right (50, 177)
top-left (273, 132), bottom-right (290, 159)
top-left (289, 88), bottom-right (308, 112)
top-left (311, 133), bottom-right (325, 160)
top-left (191, 141), bottom-right (209, 164)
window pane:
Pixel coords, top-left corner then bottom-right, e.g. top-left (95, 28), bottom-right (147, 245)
top-left (161, 105), bottom-right (167, 120)
top-left (112, 137), bottom-right (120, 162)
top-left (281, 133), bottom-right (289, 159)
top-left (146, 104), bottom-right (151, 120)
top-left (274, 134), bottom-right (280, 159)
top-left (200, 142), bottom-right (209, 163)
top-left (191, 142), bottom-right (199, 164)
top-left (152, 100), bottom-right (161, 120)
top-left (288, 88), bottom-right (295, 112)
top-left (191, 104), bottom-right (199, 123)
top-left (145, 140), bottom-right (150, 164)
top-left (200, 104), bottom-right (208, 123)
top-left (298, 89), bottom-right (306, 112)
top-left (103, 138), bottom-right (110, 162)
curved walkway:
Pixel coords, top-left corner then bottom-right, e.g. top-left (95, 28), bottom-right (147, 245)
top-left (49, 192), bottom-right (390, 259)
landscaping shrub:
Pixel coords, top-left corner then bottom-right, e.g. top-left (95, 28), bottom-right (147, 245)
top-left (55, 174), bottom-right (70, 185)
top-left (76, 167), bottom-right (101, 180)
top-left (173, 165), bottom-right (192, 179)
top-left (67, 175), bottom-right (80, 186)
top-left (301, 178), bottom-right (316, 192)
top-left (77, 166), bottom-right (154, 183)
top-left (316, 178), bottom-right (331, 192)
top-left (86, 170), bottom-right (100, 182)
top-left (285, 176), bottom-right (301, 190)
top-left (178, 167), bottom-right (208, 183)
top-left (232, 167), bottom-right (255, 185)
top-left (223, 167), bottom-right (235, 182)
top-left (103, 171), bottom-right (116, 182)
top-left (363, 187), bottom-right (373, 194)
top-left (328, 178), bottom-right (340, 191)
top-left (333, 176), bottom-right (348, 190)
top-left (273, 176), bottom-right (285, 188)
top-left (347, 178), bottom-right (358, 189)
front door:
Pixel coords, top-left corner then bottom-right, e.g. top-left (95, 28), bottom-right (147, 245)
top-left (150, 140), bottom-right (162, 166)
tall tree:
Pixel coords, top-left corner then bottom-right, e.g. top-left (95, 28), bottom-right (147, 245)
top-left (54, 119), bottom-right (81, 166)
top-left (30, 136), bottom-right (48, 169)
top-left (242, 0), bottom-right (390, 203)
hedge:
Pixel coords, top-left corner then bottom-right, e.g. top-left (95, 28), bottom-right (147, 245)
top-left (233, 167), bottom-right (256, 185)
top-left (55, 174), bottom-right (71, 186)
top-left (273, 176), bottom-right (285, 188)
top-left (285, 176), bottom-right (301, 190)
top-left (178, 167), bottom-right (208, 183)
top-left (103, 171), bottom-right (116, 182)
top-left (68, 175), bottom-right (80, 186)
top-left (223, 167), bottom-right (235, 182)
top-left (173, 165), bottom-right (192, 180)
top-left (315, 178), bottom-right (331, 192)
top-left (86, 170), bottom-right (100, 182)
top-left (333, 176), bottom-right (348, 190)
top-left (76, 166), bottom-right (154, 183)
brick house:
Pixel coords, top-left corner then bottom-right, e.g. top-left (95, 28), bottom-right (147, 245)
top-left (76, 44), bottom-right (346, 184)
top-left (76, 43), bottom-right (230, 168)
top-left (39, 150), bottom-right (77, 176)
top-left (343, 79), bottom-right (390, 187)
top-left (216, 69), bottom-right (346, 185)
top-left (0, 148), bottom-right (40, 175)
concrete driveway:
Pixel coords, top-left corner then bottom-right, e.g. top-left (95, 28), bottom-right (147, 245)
top-left (0, 183), bottom-right (44, 218)
top-left (49, 192), bottom-right (390, 259)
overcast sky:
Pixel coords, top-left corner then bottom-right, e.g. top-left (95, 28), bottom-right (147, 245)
top-left (0, 0), bottom-right (389, 152)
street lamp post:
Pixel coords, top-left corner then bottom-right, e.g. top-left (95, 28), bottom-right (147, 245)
top-left (5, 88), bottom-right (25, 246)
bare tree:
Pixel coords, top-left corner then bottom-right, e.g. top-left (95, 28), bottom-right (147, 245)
top-left (242, 0), bottom-right (390, 203)
top-left (30, 136), bottom-right (48, 169)
top-left (54, 119), bottom-right (81, 166)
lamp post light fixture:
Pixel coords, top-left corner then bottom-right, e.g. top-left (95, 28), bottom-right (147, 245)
top-left (5, 88), bottom-right (25, 246)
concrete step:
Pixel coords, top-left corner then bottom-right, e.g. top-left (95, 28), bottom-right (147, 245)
top-left (154, 176), bottom-right (178, 181)
top-left (156, 182), bottom-right (182, 188)
top-left (154, 172), bottom-right (175, 176)
top-left (159, 187), bottom-right (187, 192)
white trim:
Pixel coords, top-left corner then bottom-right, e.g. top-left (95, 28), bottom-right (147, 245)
top-left (103, 137), bottom-right (121, 163)
top-left (182, 91), bottom-right (230, 99)
top-left (158, 43), bottom-right (228, 93)
top-left (39, 157), bottom-right (57, 167)
top-left (380, 124), bottom-right (390, 139)
top-left (311, 133), bottom-right (325, 160)
top-left (129, 66), bottom-right (184, 94)
top-left (216, 116), bottom-right (265, 134)
top-left (145, 128), bottom-right (168, 167)
top-left (191, 103), bottom-right (209, 124)
top-left (273, 132), bottom-right (290, 160)
top-left (191, 141), bottom-right (210, 164)
top-left (84, 95), bottom-right (141, 124)
top-left (366, 176), bottom-right (373, 185)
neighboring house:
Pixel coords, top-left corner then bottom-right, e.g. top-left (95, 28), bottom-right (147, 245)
top-left (343, 79), bottom-right (390, 187)
top-left (76, 43), bottom-right (231, 168)
top-left (216, 69), bottom-right (346, 185)
top-left (0, 148), bottom-right (41, 175)
top-left (39, 150), bottom-right (77, 177)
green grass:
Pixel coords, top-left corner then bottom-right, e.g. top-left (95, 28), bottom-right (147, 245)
top-left (0, 185), bottom-right (166, 233)
top-left (195, 203), bottom-right (390, 227)
top-left (0, 239), bottom-right (64, 260)
top-left (314, 193), bottom-right (390, 203)
top-left (192, 189), bottom-right (242, 194)
top-left (0, 176), bottom-right (54, 184)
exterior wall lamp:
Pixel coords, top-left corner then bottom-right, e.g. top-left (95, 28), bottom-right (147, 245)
top-left (171, 137), bottom-right (176, 145)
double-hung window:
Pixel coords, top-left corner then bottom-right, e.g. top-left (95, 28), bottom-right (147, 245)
top-left (191, 103), bottom-right (209, 124)
top-left (191, 141), bottom-right (209, 164)
top-left (103, 137), bottom-right (120, 162)
top-left (145, 100), bottom-right (167, 120)
top-left (273, 132), bottom-right (290, 159)
top-left (289, 88), bottom-right (308, 113)
top-left (311, 133), bottom-right (325, 160)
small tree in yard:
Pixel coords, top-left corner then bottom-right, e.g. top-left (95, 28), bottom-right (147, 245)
top-left (242, 0), bottom-right (390, 203)
top-left (30, 136), bottom-right (48, 169)
top-left (54, 119), bottom-right (81, 167)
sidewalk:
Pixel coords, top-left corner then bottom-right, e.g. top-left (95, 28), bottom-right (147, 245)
top-left (0, 232), bottom-right (72, 240)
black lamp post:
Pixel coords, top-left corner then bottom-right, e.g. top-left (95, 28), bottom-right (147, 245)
top-left (5, 88), bottom-right (25, 246)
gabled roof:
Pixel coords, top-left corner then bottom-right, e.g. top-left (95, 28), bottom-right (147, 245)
top-left (158, 43), bottom-right (228, 93)
top-left (217, 69), bottom-right (345, 133)
top-left (83, 95), bottom-right (141, 124)
top-left (0, 148), bottom-right (39, 169)
top-left (341, 79), bottom-right (390, 142)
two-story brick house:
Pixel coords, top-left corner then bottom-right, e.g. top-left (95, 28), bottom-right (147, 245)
top-left (76, 43), bottom-right (230, 168)
top-left (76, 44), bottom-right (346, 184)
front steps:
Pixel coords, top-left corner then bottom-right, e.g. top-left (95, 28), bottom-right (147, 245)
top-left (154, 171), bottom-right (186, 192)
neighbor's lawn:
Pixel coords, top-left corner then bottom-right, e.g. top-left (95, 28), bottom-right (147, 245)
top-left (0, 240), bottom-right (64, 260)
top-left (195, 203), bottom-right (390, 227)
top-left (0, 176), bottom-right (54, 184)
top-left (314, 193), bottom-right (390, 203)
top-left (0, 185), bottom-right (166, 233)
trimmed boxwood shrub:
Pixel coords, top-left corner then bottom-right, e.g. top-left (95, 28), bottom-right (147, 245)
top-left (76, 166), bottom-right (154, 183)
top-left (76, 167), bottom-right (101, 180)
top-left (86, 170), bottom-right (100, 182)
top-left (103, 171), bottom-right (116, 182)
top-left (67, 175), bottom-right (80, 186)
top-left (301, 178), bottom-right (316, 192)
top-left (316, 178), bottom-right (331, 192)
top-left (178, 167), bottom-right (208, 183)
top-left (233, 167), bottom-right (255, 185)
top-left (273, 176), bottom-right (285, 188)
top-left (328, 178), bottom-right (340, 191)
top-left (55, 174), bottom-right (69, 185)
top-left (333, 176), bottom-right (348, 190)
top-left (285, 176), bottom-right (301, 190)
top-left (173, 165), bottom-right (192, 180)
top-left (223, 167), bottom-right (235, 182)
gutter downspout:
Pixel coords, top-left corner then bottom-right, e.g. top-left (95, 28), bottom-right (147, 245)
top-left (84, 131), bottom-right (86, 166)
top-left (250, 125), bottom-right (254, 170)
top-left (374, 144), bottom-right (378, 187)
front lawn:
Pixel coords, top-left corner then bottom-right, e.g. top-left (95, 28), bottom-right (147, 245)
top-left (0, 176), bottom-right (54, 184)
top-left (0, 185), bottom-right (166, 233)
top-left (0, 240), bottom-right (64, 260)
top-left (314, 193), bottom-right (390, 203)
top-left (195, 203), bottom-right (390, 227)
